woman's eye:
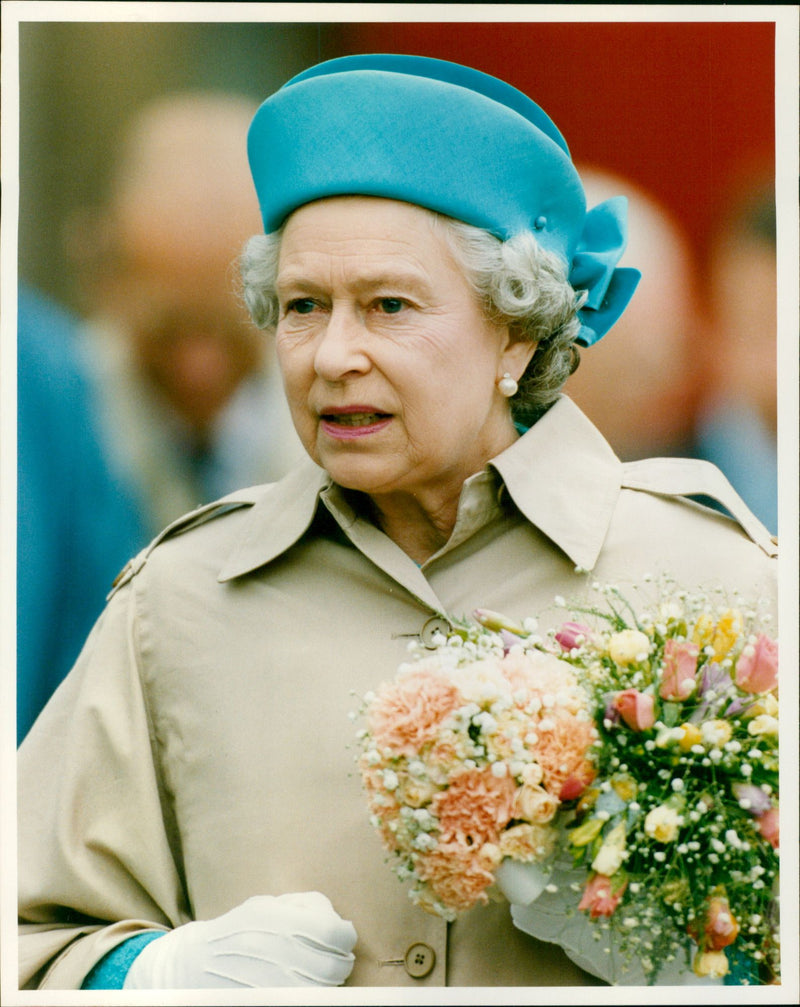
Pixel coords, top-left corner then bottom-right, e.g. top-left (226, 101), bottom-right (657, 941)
top-left (286, 298), bottom-right (317, 315)
top-left (377, 298), bottom-right (405, 314)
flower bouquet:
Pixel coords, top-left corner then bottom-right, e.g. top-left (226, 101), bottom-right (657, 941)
top-left (525, 580), bottom-right (781, 985)
top-left (354, 612), bottom-right (598, 921)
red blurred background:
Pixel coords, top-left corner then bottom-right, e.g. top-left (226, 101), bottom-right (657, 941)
top-left (18, 17), bottom-right (776, 306)
top-left (334, 20), bottom-right (775, 267)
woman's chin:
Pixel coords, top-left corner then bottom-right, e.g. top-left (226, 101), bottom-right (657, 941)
top-left (322, 462), bottom-right (399, 497)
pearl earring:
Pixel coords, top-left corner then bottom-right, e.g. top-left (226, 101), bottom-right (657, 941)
top-left (498, 372), bottom-right (518, 397)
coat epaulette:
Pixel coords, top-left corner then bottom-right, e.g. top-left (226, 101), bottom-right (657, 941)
top-left (107, 494), bottom-right (255, 599)
top-left (621, 457), bottom-right (778, 558)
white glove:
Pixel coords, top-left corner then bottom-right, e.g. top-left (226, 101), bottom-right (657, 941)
top-left (123, 892), bottom-right (357, 989)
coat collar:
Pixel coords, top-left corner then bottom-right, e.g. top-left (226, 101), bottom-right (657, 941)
top-left (217, 396), bottom-right (622, 582)
top-left (490, 395), bottom-right (622, 571)
top-left (217, 460), bottom-right (329, 582)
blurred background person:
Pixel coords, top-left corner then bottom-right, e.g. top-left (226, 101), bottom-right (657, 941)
top-left (64, 91), bottom-right (304, 538)
top-left (691, 173), bottom-right (778, 535)
top-left (563, 166), bottom-right (704, 461)
top-left (563, 165), bottom-right (778, 537)
top-left (17, 284), bottom-right (145, 741)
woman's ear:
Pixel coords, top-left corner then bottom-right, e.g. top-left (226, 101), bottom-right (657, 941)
top-left (500, 328), bottom-right (538, 383)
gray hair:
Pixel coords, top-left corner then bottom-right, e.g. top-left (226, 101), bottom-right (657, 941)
top-left (239, 211), bottom-right (584, 425)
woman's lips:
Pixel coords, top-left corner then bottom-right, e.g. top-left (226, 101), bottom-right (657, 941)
top-left (319, 408), bottom-right (392, 439)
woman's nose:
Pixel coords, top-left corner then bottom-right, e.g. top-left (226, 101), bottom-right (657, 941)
top-left (313, 306), bottom-right (370, 381)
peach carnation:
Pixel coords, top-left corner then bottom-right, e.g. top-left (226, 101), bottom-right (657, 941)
top-left (361, 783), bottom-right (403, 851)
top-left (426, 729), bottom-right (465, 783)
top-left (531, 715), bottom-right (597, 797)
top-left (450, 658), bottom-right (511, 705)
top-left (368, 669), bottom-right (462, 757)
top-left (501, 649), bottom-right (584, 710)
top-left (432, 766), bottom-right (515, 846)
top-left (358, 760), bottom-right (384, 791)
top-left (374, 808), bottom-right (403, 852)
top-left (417, 839), bottom-right (496, 913)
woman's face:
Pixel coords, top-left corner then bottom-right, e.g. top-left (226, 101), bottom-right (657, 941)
top-left (275, 196), bottom-right (534, 507)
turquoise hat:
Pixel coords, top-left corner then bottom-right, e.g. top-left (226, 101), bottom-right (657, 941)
top-left (247, 54), bottom-right (639, 346)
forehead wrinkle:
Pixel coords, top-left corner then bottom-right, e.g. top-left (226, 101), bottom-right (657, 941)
top-left (277, 201), bottom-right (459, 299)
top-left (276, 258), bottom-right (436, 299)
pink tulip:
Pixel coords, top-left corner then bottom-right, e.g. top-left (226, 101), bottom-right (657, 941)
top-left (613, 689), bottom-right (656, 731)
top-left (578, 872), bottom-right (628, 918)
top-left (755, 806), bottom-right (780, 849)
top-left (555, 622), bottom-right (595, 652)
top-left (659, 639), bottom-right (700, 700)
top-left (735, 634), bottom-right (779, 693)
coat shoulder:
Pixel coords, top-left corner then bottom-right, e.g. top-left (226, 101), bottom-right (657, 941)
top-left (107, 488), bottom-right (261, 598)
top-left (621, 456), bottom-right (778, 558)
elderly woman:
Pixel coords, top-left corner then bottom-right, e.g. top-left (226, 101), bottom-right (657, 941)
top-left (18, 55), bottom-right (776, 991)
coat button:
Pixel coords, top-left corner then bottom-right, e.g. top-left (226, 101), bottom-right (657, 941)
top-left (420, 616), bottom-right (451, 648)
top-left (404, 942), bottom-right (436, 978)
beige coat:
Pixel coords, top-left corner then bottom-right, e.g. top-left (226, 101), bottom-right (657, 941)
top-left (18, 396), bottom-right (777, 990)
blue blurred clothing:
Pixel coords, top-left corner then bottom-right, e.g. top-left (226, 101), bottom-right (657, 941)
top-left (693, 402), bottom-right (778, 536)
top-left (17, 286), bottom-right (146, 741)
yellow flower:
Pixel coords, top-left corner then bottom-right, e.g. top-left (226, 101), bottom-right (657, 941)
top-left (499, 823), bottom-right (555, 862)
top-left (401, 780), bottom-right (437, 808)
top-left (608, 629), bottom-right (651, 665)
top-left (569, 816), bottom-right (605, 847)
top-left (514, 784), bottom-right (559, 824)
top-left (678, 723), bottom-right (703, 751)
top-left (521, 762), bottom-right (544, 787)
top-left (748, 714), bottom-right (778, 737)
top-left (700, 719), bottom-right (733, 747)
top-left (591, 821), bottom-right (627, 876)
top-left (691, 613), bottom-right (715, 649)
top-left (744, 693), bottom-right (778, 719)
top-left (478, 842), bottom-right (503, 870)
top-left (576, 786), bottom-right (600, 815)
top-left (693, 949), bottom-right (730, 979)
top-left (711, 609), bottom-right (743, 660)
top-left (610, 774), bottom-right (638, 803)
top-left (644, 804), bottom-right (683, 843)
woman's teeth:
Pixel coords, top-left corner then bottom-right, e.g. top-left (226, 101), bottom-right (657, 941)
top-left (327, 412), bottom-right (385, 426)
